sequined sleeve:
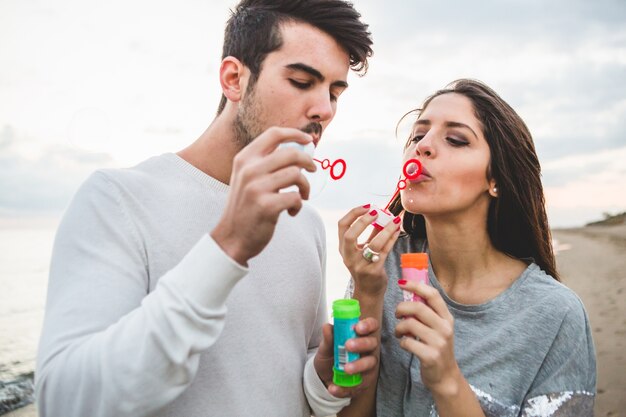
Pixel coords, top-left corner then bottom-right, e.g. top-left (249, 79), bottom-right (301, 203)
top-left (521, 391), bottom-right (594, 416)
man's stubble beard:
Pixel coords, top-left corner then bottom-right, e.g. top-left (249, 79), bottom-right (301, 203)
top-left (233, 80), bottom-right (263, 149)
top-left (233, 80), bottom-right (324, 149)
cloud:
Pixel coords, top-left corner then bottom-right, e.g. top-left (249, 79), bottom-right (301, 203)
top-left (0, 125), bottom-right (115, 213)
top-left (1, 0), bottom-right (624, 227)
top-left (353, 0), bottom-right (626, 200)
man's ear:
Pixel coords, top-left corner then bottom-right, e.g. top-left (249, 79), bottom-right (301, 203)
top-left (219, 56), bottom-right (248, 103)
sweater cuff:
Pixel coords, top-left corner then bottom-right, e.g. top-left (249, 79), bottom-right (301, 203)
top-left (303, 355), bottom-right (350, 417)
top-left (161, 234), bottom-right (248, 308)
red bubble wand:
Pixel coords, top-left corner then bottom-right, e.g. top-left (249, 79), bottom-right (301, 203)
top-left (370, 158), bottom-right (422, 230)
top-left (384, 158), bottom-right (422, 210)
top-left (313, 157), bottom-right (347, 181)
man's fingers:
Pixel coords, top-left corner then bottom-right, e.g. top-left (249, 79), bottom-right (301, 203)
top-left (345, 336), bottom-right (377, 354)
top-left (319, 323), bottom-right (334, 358)
top-left (343, 354), bottom-right (377, 375)
top-left (274, 147), bottom-right (317, 173)
top-left (244, 126), bottom-right (313, 155)
top-left (254, 191), bottom-right (304, 218)
top-left (354, 317), bottom-right (379, 336)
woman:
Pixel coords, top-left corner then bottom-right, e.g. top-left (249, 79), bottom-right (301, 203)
top-left (337, 79), bottom-right (596, 416)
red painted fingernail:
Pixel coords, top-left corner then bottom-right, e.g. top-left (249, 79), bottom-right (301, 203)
top-left (362, 203), bottom-right (371, 209)
top-left (398, 279), bottom-right (407, 285)
top-left (369, 210), bottom-right (378, 216)
top-left (393, 216), bottom-right (401, 224)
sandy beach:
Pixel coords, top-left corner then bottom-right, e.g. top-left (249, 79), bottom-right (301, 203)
top-left (552, 224), bottom-right (626, 417)
top-left (5, 223), bottom-right (625, 417)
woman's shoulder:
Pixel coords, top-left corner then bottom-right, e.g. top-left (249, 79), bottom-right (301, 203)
top-left (517, 264), bottom-right (591, 328)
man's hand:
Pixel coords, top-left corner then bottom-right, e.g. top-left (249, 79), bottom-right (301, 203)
top-left (314, 317), bottom-right (380, 397)
top-left (211, 127), bottom-right (316, 266)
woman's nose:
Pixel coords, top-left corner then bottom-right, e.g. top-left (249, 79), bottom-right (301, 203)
top-left (415, 135), bottom-right (433, 157)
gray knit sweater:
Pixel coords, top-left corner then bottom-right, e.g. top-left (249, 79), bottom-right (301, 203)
top-left (375, 234), bottom-right (596, 417)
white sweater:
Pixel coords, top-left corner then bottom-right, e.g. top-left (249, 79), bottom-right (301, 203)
top-left (36, 153), bottom-right (348, 417)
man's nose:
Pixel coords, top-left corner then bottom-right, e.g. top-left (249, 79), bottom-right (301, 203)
top-left (307, 92), bottom-right (334, 122)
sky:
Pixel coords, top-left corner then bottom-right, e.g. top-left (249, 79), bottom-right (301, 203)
top-left (1, 0), bottom-right (626, 228)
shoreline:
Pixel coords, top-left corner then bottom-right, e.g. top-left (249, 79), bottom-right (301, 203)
top-left (0, 373), bottom-right (33, 415)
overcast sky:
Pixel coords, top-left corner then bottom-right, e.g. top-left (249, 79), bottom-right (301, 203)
top-left (1, 0), bottom-right (625, 228)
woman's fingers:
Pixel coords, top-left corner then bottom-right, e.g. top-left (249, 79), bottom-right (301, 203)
top-left (398, 281), bottom-right (454, 323)
top-left (366, 214), bottom-right (402, 256)
top-left (394, 315), bottom-right (437, 343)
top-left (340, 207), bottom-right (381, 249)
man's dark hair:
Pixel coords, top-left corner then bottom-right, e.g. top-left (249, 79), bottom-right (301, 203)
top-left (217, 0), bottom-right (373, 114)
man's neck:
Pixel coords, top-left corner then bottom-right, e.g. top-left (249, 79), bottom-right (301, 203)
top-left (177, 113), bottom-right (240, 185)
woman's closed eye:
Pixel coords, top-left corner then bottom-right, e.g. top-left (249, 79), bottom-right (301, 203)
top-left (446, 136), bottom-right (469, 147)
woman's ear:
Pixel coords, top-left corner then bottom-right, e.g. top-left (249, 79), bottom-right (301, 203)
top-left (488, 178), bottom-right (498, 198)
top-left (219, 56), bottom-right (248, 103)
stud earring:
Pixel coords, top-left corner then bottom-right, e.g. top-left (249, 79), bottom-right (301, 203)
top-left (493, 187), bottom-right (498, 193)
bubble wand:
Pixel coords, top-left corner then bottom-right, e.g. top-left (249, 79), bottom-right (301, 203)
top-left (277, 142), bottom-right (347, 196)
top-left (371, 158), bottom-right (422, 230)
top-left (313, 157), bottom-right (347, 181)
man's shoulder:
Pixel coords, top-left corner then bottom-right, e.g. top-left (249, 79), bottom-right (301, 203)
top-left (68, 154), bottom-right (176, 207)
top-left (97, 153), bottom-right (173, 181)
top-left (80, 153), bottom-right (174, 192)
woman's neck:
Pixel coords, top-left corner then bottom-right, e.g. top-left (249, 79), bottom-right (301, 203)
top-left (424, 216), bottom-right (527, 305)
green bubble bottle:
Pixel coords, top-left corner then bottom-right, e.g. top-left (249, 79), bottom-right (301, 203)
top-left (332, 299), bottom-right (363, 387)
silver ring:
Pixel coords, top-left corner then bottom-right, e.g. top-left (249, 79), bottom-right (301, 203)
top-left (362, 246), bottom-right (380, 263)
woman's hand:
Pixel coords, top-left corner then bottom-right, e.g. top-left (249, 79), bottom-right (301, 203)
top-left (338, 205), bottom-right (401, 298)
top-left (395, 281), bottom-right (463, 397)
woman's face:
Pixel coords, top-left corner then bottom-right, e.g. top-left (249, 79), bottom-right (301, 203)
top-left (401, 93), bottom-right (496, 218)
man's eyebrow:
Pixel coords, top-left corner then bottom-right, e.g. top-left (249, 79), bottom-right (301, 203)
top-left (414, 119), bottom-right (478, 140)
top-left (286, 63), bottom-right (349, 88)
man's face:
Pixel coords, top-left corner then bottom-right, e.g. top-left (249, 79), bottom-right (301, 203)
top-left (234, 21), bottom-right (351, 147)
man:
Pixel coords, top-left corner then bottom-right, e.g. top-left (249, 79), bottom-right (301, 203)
top-left (35, 1), bottom-right (376, 416)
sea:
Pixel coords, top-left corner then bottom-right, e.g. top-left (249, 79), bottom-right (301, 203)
top-left (0, 215), bottom-right (58, 414)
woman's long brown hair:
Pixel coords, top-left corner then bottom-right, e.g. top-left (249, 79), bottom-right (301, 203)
top-left (389, 79), bottom-right (559, 280)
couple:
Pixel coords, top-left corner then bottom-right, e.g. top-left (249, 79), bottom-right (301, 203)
top-left (35, 1), bottom-right (595, 416)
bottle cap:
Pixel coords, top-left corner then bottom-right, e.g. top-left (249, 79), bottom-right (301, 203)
top-left (277, 141), bottom-right (315, 157)
top-left (370, 205), bottom-right (395, 230)
top-left (332, 299), bottom-right (360, 319)
top-left (401, 253), bottom-right (429, 269)
top-left (333, 367), bottom-right (363, 387)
